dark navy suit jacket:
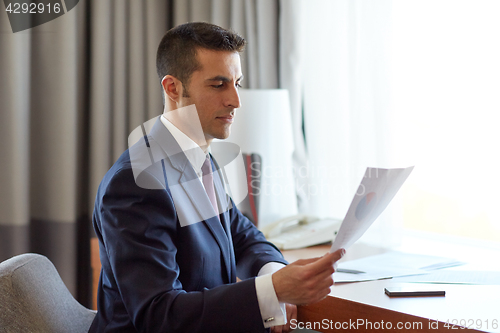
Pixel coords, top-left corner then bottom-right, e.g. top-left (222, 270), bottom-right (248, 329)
top-left (89, 117), bottom-right (287, 332)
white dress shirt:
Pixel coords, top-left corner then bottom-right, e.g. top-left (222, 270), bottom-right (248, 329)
top-left (160, 115), bottom-right (287, 328)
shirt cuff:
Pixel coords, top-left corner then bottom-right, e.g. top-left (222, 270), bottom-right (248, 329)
top-left (255, 262), bottom-right (287, 328)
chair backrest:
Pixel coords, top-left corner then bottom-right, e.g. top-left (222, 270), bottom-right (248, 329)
top-left (238, 153), bottom-right (262, 226)
top-left (0, 253), bottom-right (96, 333)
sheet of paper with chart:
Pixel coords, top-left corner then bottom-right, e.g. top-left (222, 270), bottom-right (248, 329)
top-left (330, 166), bottom-right (414, 253)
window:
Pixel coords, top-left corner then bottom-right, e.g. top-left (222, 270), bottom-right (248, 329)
top-left (302, 0), bottom-right (500, 246)
top-left (391, 0), bottom-right (500, 243)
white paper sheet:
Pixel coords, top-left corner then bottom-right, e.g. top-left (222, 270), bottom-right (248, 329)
top-left (330, 166), bottom-right (414, 253)
top-left (333, 251), bottom-right (463, 283)
top-left (393, 270), bottom-right (500, 285)
top-left (334, 269), bottom-right (427, 283)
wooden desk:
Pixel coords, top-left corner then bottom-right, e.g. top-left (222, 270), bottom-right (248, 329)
top-left (91, 237), bottom-right (100, 310)
top-left (283, 245), bottom-right (500, 333)
top-left (91, 239), bottom-right (499, 332)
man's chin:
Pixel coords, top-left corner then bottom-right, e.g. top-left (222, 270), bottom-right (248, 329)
top-left (211, 129), bottom-right (231, 140)
top-left (214, 133), bottom-right (230, 140)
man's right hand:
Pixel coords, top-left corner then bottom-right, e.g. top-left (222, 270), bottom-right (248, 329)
top-left (272, 249), bottom-right (345, 305)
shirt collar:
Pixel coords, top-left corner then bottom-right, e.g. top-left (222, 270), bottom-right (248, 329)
top-left (160, 115), bottom-right (208, 175)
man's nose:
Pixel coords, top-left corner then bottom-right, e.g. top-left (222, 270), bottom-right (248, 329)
top-left (225, 85), bottom-right (241, 109)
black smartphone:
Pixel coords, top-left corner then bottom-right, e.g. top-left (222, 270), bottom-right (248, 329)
top-left (385, 287), bottom-right (446, 297)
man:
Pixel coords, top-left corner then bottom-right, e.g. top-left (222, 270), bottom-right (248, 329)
top-left (90, 22), bottom-right (344, 333)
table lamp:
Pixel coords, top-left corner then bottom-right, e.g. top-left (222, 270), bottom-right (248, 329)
top-left (213, 89), bottom-right (298, 229)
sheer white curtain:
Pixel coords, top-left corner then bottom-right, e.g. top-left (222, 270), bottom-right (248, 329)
top-left (298, 0), bottom-right (396, 245)
top-left (279, 0), bottom-right (310, 213)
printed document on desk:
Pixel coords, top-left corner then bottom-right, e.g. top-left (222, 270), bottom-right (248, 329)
top-left (394, 270), bottom-right (500, 285)
top-left (330, 166), bottom-right (414, 253)
top-left (334, 251), bottom-right (463, 283)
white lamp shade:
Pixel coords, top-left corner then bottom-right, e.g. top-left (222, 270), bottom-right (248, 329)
top-left (215, 89), bottom-right (298, 228)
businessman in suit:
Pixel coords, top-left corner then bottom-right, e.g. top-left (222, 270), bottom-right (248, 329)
top-left (90, 22), bottom-right (345, 333)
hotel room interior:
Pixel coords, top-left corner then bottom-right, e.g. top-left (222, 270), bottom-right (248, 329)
top-left (1, 0), bottom-right (499, 332)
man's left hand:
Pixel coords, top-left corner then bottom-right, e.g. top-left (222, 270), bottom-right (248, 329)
top-left (270, 303), bottom-right (297, 333)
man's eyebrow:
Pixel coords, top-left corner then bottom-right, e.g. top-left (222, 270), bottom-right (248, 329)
top-left (206, 75), bottom-right (244, 82)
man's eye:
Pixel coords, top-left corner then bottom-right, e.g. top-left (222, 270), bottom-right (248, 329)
top-left (236, 83), bottom-right (242, 88)
top-left (212, 83), bottom-right (224, 88)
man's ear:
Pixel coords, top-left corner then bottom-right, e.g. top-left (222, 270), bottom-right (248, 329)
top-left (161, 75), bottom-right (183, 103)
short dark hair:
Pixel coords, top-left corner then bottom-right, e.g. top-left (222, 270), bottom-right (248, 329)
top-left (156, 22), bottom-right (246, 87)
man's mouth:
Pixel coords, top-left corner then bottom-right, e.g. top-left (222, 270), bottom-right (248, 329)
top-left (216, 114), bottom-right (234, 124)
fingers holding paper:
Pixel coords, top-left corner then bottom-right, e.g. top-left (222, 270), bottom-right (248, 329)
top-left (272, 249), bottom-right (345, 305)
